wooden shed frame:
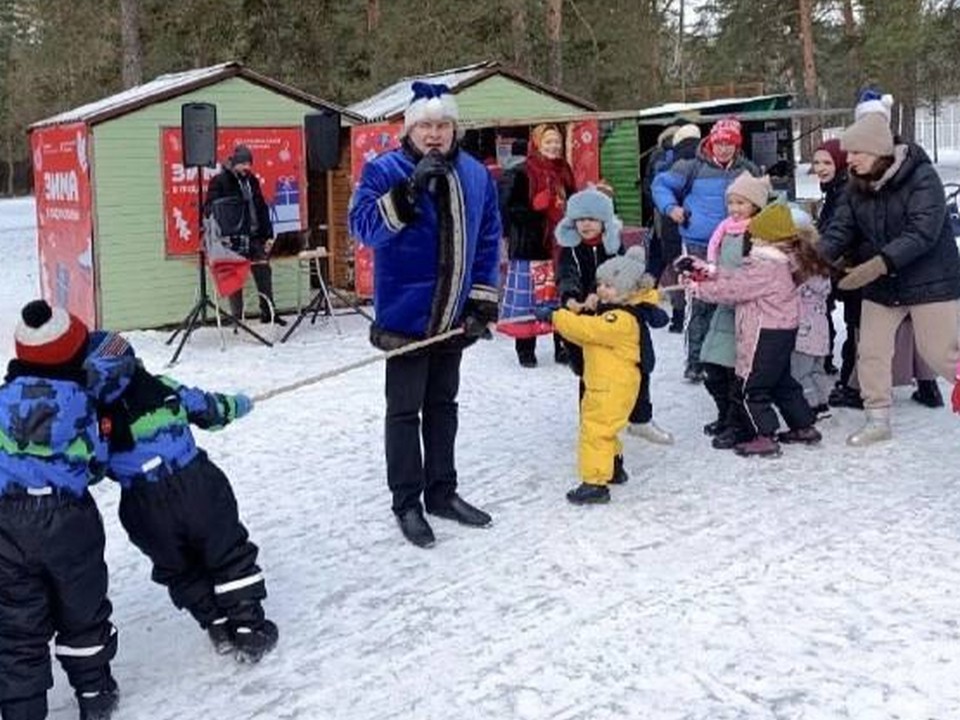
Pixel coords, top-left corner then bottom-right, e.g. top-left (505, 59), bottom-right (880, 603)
top-left (29, 61), bottom-right (364, 331)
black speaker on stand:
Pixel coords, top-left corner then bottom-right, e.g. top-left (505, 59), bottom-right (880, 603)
top-left (166, 102), bottom-right (272, 364)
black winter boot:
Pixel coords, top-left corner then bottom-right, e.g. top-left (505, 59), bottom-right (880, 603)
top-left (566, 483), bottom-right (610, 505)
top-left (912, 380), bottom-right (944, 408)
top-left (609, 455), bottom-right (629, 485)
top-left (425, 493), bottom-right (492, 527)
top-left (232, 619), bottom-right (279, 663)
top-left (207, 618), bottom-right (233, 655)
top-left (77, 677), bottom-right (119, 720)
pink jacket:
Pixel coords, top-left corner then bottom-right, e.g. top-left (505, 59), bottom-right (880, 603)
top-left (694, 244), bottom-right (800, 378)
top-left (706, 216), bottom-right (751, 264)
top-left (795, 275), bottom-right (831, 357)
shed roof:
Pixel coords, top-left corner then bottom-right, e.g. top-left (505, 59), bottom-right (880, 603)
top-left (347, 60), bottom-right (596, 121)
top-left (31, 61), bottom-right (364, 129)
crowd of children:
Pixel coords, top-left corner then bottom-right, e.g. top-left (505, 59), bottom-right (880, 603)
top-left (0, 301), bottom-right (276, 720)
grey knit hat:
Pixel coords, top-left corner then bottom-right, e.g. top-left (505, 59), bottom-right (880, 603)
top-left (840, 113), bottom-right (894, 157)
top-left (595, 246), bottom-right (648, 298)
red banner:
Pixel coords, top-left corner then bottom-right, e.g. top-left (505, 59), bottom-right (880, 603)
top-left (350, 122), bottom-right (403, 297)
top-left (31, 123), bottom-right (96, 327)
top-left (568, 119), bottom-right (600, 189)
top-left (161, 127), bottom-right (306, 256)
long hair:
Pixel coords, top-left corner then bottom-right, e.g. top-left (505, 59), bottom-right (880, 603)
top-left (786, 225), bottom-right (835, 284)
top-left (849, 155), bottom-right (895, 194)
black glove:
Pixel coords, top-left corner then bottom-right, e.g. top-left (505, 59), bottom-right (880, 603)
top-left (462, 298), bottom-right (497, 340)
top-left (409, 150), bottom-right (449, 195)
top-left (673, 256), bottom-right (697, 274)
top-left (462, 314), bottom-right (492, 340)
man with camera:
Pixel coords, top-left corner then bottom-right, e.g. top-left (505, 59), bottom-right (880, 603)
top-left (206, 145), bottom-right (286, 326)
top-left (348, 82), bottom-right (501, 549)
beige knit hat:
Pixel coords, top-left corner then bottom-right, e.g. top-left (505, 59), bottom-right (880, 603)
top-left (840, 113), bottom-right (894, 157)
top-left (725, 172), bottom-right (772, 210)
top-left (672, 123), bottom-right (701, 144)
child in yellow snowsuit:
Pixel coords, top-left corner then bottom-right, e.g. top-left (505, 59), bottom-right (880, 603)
top-left (548, 247), bottom-right (660, 504)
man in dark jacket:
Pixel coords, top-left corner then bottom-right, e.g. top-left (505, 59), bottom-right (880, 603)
top-left (206, 145), bottom-right (286, 326)
top-left (818, 108), bottom-right (960, 446)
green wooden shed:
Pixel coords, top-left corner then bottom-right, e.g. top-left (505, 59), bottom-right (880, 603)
top-left (29, 61), bottom-right (362, 331)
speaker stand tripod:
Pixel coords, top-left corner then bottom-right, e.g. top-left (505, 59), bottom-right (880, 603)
top-left (166, 171), bottom-right (273, 365)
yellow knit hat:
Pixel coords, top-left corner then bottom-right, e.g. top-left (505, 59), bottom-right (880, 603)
top-left (747, 202), bottom-right (797, 243)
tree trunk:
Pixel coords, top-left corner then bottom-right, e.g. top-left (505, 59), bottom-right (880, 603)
top-left (841, 0), bottom-right (860, 77)
top-left (798, 0), bottom-right (821, 159)
top-left (119, 0), bottom-right (142, 89)
top-left (366, 0), bottom-right (380, 32)
top-left (4, 129), bottom-right (13, 197)
top-left (545, 0), bottom-right (562, 86)
top-left (509, 0), bottom-right (530, 75)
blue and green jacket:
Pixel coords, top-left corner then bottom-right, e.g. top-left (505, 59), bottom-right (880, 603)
top-left (87, 349), bottom-right (244, 487)
top-left (0, 360), bottom-right (106, 497)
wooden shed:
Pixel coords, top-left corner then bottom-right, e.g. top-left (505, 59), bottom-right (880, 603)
top-left (29, 61), bottom-right (363, 331)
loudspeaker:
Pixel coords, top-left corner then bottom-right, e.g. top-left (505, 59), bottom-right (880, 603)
top-left (181, 103), bottom-right (218, 167)
top-left (305, 110), bottom-right (341, 172)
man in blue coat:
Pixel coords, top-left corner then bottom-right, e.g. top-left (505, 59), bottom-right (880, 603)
top-left (349, 82), bottom-right (501, 548)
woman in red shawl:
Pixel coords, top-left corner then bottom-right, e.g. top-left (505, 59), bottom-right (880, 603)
top-left (501, 125), bottom-right (577, 367)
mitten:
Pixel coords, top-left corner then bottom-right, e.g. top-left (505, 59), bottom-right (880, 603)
top-left (952, 379), bottom-right (960, 414)
top-left (409, 150), bottom-right (448, 194)
top-left (462, 315), bottom-right (492, 340)
top-left (232, 393), bottom-right (254, 419)
top-left (533, 305), bottom-right (555, 322)
top-left (837, 255), bottom-right (888, 291)
top-left (532, 189), bottom-right (552, 211)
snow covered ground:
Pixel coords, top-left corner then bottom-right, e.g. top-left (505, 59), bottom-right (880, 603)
top-left (2, 192), bottom-right (960, 720)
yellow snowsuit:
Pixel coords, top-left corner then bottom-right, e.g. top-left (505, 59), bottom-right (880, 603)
top-left (552, 288), bottom-right (658, 485)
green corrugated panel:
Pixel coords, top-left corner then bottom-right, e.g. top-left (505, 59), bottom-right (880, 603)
top-left (455, 75), bottom-right (588, 124)
top-left (92, 77), bottom-right (314, 330)
top-left (599, 120), bottom-right (641, 225)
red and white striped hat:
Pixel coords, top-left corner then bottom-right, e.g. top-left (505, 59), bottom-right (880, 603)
top-left (15, 300), bottom-right (89, 366)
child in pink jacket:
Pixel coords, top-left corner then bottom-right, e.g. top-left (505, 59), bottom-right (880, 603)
top-left (681, 203), bottom-right (821, 457)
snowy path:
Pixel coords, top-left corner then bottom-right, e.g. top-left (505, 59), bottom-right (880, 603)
top-left (2, 198), bottom-right (959, 719)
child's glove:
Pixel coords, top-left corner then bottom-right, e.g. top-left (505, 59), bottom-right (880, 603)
top-left (233, 393), bottom-right (254, 419)
top-left (673, 255), bottom-right (710, 283)
top-left (533, 305), bottom-right (555, 322)
top-left (952, 379), bottom-right (960, 414)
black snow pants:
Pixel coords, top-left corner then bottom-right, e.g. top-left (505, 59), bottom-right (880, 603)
top-left (118, 452), bottom-right (266, 630)
top-left (0, 490), bottom-right (116, 720)
top-left (385, 348), bottom-right (463, 514)
top-left (738, 329), bottom-right (816, 437)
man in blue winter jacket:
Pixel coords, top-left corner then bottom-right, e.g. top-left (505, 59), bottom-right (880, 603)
top-left (652, 118), bottom-right (759, 382)
top-left (349, 82), bottom-right (501, 548)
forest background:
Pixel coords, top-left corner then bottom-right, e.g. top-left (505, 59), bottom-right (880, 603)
top-left (1, 0), bottom-right (959, 195)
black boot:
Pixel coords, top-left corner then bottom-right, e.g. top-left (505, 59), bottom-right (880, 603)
top-left (703, 419), bottom-right (725, 436)
top-left (77, 677), bottom-right (119, 720)
top-left (395, 507), bottom-right (436, 547)
top-left (516, 337), bottom-right (537, 368)
top-left (609, 455), bottom-right (629, 485)
top-left (553, 335), bottom-right (569, 365)
top-left (566, 483), bottom-right (610, 505)
top-left (712, 427), bottom-right (754, 450)
top-left (912, 379), bottom-right (944, 408)
top-left (828, 385), bottom-right (863, 409)
top-left (232, 619), bottom-right (279, 663)
top-left (668, 306), bottom-right (684, 333)
top-left (207, 618), bottom-right (233, 655)
top-left (425, 493), bottom-right (492, 527)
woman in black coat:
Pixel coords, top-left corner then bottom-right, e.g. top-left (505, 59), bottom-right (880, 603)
top-left (819, 112), bottom-right (960, 446)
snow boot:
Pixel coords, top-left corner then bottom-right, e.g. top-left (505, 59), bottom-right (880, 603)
top-left (734, 435), bottom-right (782, 458)
top-left (812, 403), bottom-right (832, 421)
top-left (208, 618), bottom-right (233, 655)
top-left (847, 408), bottom-right (892, 447)
top-left (566, 483), bottom-right (610, 505)
top-left (776, 426), bottom-right (822, 445)
top-left (668, 307), bottom-right (684, 333)
top-left (828, 385), bottom-right (863, 409)
top-left (712, 427), bottom-right (753, 450)
top-left (703, 419), bottom-right (725, 436)
top-left (912, 379), bottom-right (944, 408)
top-left (396, 507), bottom-right (436, 548)
top-left (609, 455), bottom-right (629, 485)
top-left (77, 678), bottom-right (119, 720)
top-left (425, 493), bottom-right (492, 528)
top-left (232, 619), bottom-right (279, 663)
top-left (627, 421), bottom-right (675, 445)
top-left (683, 364), bottom-right (704, 383)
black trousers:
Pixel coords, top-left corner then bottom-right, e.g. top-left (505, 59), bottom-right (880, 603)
top-left (628, 373), bottom-right (653, 424)
top-left (229, 262), bottom-right (275, 320)
top-left (385, 348), bottom-right (462, 514)
top-left (118, 453), bottom-right (266, 629)
top-left (739, 329), bottom-right (815, 437)
top-left (0, 491), bottom-right (116, 717)
top-left (515, 337), bottom-right (536, 361)
top-left (839, 292), bottom-right (862, 388)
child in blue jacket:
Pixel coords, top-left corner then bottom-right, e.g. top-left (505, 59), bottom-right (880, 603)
top-left (86, 332), bottom-right (277, 663)
top-left (0, 300), bottom-right (118, 720)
